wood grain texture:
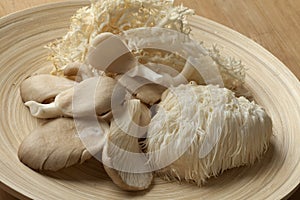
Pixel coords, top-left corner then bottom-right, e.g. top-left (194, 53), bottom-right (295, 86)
top-left (0, 0), bottom-right (299, 199)
top-left (176, 0), bottom-right (300, 80)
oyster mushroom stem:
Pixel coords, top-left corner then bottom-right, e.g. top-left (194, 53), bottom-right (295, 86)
top-left (102, 99), bottom-right (153, 191)
top-left (24, 76), bottom-right (116, 119)
top-left (24, 101), bottom-right (64, 119)
top-left (18, 118), bottom-right (109, 171)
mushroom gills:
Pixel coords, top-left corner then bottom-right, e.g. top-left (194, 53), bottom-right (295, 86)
top-left (103, 99), bottom-right (153, 191)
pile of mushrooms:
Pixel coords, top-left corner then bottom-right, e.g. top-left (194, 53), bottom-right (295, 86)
top-left (18, 32), bottom-right (272, 191)
top-left (19, 33), bottom-right (168, 191)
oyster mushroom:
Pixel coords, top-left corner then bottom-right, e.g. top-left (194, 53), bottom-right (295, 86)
top-left (56, 76), bottom-right (116, 117)
top-left (86, 32), bottom-right (225, 105)
top-left (135, 84), bottom-right (166, 105)
top-left (115, 74), bottom-right (167, 105)
top-left (63, 62), bottom-right (100, 82)
top-left (20, 74), bottom-right (75, 103)
top-left (146, 84), bottom-right (272, 185)
top-left (24, 76), bottom-right (116, 119)
top-left (124, 27), bottom-right (246, 93)
top-left (18, 118), bottom-right (109, 171)
top-left (102, 99), bottom-right (153, 191)
top-left (87, 32), bottom-right (136, 74)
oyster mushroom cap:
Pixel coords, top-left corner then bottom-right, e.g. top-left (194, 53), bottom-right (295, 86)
top-left (20, 74), bottom-right (75, 103)
top-left (63, 62), bottom-right (101, 82)
top-left (103, 143), bottom-right (153, 191)
top-left (146, 84), bottom-right (272, 185)
top-left (103, 99), bottom-right (153, 191)
top-left (56, 76), bottom-right (116, 117)
top-left (18, 118), bottom-right (109, 171)
top-left (116, 74), bottom-right (167, 105)
top-left (135, 84), bottom-right (166, 105)
top-left (87, 32), bottom-right (136, 74)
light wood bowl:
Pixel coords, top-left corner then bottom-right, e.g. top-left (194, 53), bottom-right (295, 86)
top-left (0, 1), bottom-right (299, 199)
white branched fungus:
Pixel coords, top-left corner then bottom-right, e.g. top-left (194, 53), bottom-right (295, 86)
top-left (47, 0), bottom-right (194, 71)
top-left (47, 0), bottom-right (245, 92)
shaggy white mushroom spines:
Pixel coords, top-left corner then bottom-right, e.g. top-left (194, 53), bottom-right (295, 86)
top-left (146, 84), bottom-right (272, 186)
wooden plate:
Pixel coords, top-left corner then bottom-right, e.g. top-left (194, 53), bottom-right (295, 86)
top-left (0, 1), bottom-right (299, 199)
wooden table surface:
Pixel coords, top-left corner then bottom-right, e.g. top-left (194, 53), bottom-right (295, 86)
top-left (0, 0), bottom-right (299, 199)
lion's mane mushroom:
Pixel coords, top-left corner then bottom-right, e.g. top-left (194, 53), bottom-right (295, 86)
top-left (18, 118), bottom-right (109, 171)
top-left (102, 99), bottom-right (153, 191)
top-left (146, 84), bottom-right (272, 186)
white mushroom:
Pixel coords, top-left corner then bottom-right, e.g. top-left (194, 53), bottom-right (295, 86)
top-left (86, 32), bottom-right (227, 106)
top-left (146, 84), bottom-right (272, 185)
top-left (18, 118), bottom-right (109, 171)
top-left (63, 62), bottom-right (101, 82)
top-left (115, 74), bottom-right (167, 105)
top-left (20, 74), bottom-right (75, 103)
top-left (102, 99), bottom-right (153, 191)
top-left (24, 101), bottom-right (62, 119)
top-left (135, 84), bottom-right (166, 105)
top-left (87, 32), bottom-right (136, 74)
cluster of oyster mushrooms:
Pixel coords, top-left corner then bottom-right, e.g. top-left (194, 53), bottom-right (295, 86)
top-left (18, 0), bottom-right (272, 191)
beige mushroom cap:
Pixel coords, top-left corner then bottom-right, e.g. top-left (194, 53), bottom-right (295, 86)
top-left (56, 76), bottom-right (116, 117)
top-left (20, 74), bottom-right (75, 103)
top-left (18, 118), bottom-right (109, 171)
top-left (87, 32), bottom-right (136, 74)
